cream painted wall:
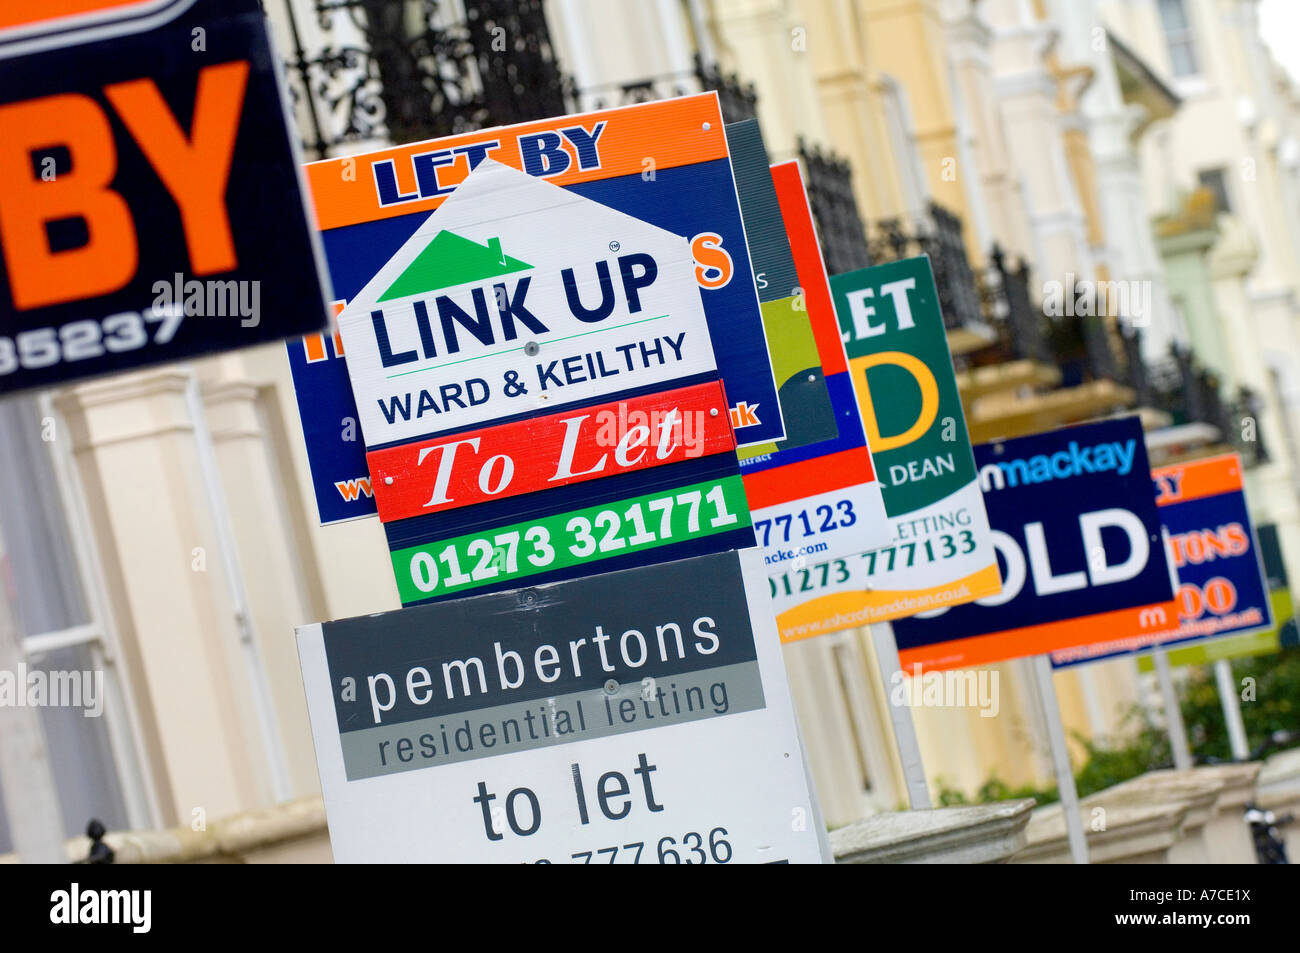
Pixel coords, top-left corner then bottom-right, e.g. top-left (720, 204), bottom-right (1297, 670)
top-left (45, 332), bottom-right (406, 825)
top-left (547, 0), bottom-right (699, 107)
top-left (1101, 0), bottom-right (1300, 591)
top-left (860, 0), bottom-right (986, 258)
top-left (708, 0), bottom-right (831, 161)
top-left (237, 345), bottom-right (400, 624)
top-left (55, 370), bottom-right (280, 825)
top-left (944, 0), bottom-right (1038, 267)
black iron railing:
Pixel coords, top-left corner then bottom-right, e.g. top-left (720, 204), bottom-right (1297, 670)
top-left (927, 203), bottom-right (982, 332)
top-left (1233, 386), bottom-right (1269, 465)
top-left (575, 54), bottom-right (758, 123)
top-left (865, 202), bottom-right (982, 331)
top-left (982, 244), bottom-right (1050, 364)
top-left (280, 0), bottom-right (759, 157)
top-left (797, 140), bottom-right (871, 278)
top-left (1121, 329), bottom-right (1268, 466)
top-left (281, 0), bottom-right (572, 156)
top-left (1120, 324), bottom-right (1152, 405)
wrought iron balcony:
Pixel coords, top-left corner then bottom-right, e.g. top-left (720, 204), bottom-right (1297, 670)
top-left (280, 0), bottom-right (571, 156)
top-left (1232, 386), bottom-right (1269, 466)
top-left (573, 54), bottom-right (758, 123)
top-left (1121, 330), bottom-right (1268, 466)
top-left (279, 0), bottom-right (759, 158)
top-left (796, 140), bottom-right (871, 278)
top-left (979, 245), bottom-right (1050, 364)
top-left (1037, 309), bottom-right (1119, 388)
top-left (970, 246), bottom-right (1130, 391)
top-left (866, 204), bottom-right (984, 333)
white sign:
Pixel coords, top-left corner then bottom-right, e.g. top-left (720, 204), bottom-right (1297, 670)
top-left (752, 484), bottom-right (890, 574)
top-left (296, 548), bottom-right (829, 863)
top-left (337, 160), bottom-right (718, 447)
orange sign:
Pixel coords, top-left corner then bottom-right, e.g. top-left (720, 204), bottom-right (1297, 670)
top-left (1153, 453), bottom-right (1244, 505)
top-left (0, 0), bottom-right (195, 55)
top-left (2, 1), bottom-right (158, 31)
top-left (305, 96), bottom-right (729, 231)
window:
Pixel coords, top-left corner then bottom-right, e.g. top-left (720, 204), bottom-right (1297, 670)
top-left (1158, 0), bottom-right (1201, 78)
top-left (1197, 167), bottom-right (1232, 213)
top-left (0, 395), bottom-right (154, 854)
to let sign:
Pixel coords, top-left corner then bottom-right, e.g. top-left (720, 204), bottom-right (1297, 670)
top-left (767, 257), bottom-right (1000, 639)
top-left (0, 0), bottom-right (330, 394)
top-left (297, 549), bottom-right (829, 864)
top-left (739, 161), bottom-right (891, 606)
top-left (368, 381), bottom-right (735, 522)
top-left (336, 159), bottom-right (717, 448)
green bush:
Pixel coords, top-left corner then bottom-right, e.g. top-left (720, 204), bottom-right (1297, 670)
top-left (1179, 646), bottom-right (1300, 760)
top-left (936, 645), bottom-right (1300, 805)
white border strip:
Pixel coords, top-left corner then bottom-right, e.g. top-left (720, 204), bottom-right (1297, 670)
top-left (0, 0), bottom-right (198, 59)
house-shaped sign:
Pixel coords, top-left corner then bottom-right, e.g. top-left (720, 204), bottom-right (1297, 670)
top-left (338, 160), bottom-right (718, 449)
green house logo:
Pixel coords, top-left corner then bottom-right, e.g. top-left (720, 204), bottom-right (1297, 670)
top-left (378, 231), bottom-right (533, 302)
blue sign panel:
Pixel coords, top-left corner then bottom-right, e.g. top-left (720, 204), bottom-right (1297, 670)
top-left (892, 416), bottom-right (1178, 671)
top-left (1053, 453), bottom-right (1273, 666)
top-left (286, 94), bottom-right (783, 523)
top-left (286, 327), bottom-right (376, 524)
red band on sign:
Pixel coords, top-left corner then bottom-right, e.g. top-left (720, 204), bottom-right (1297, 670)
top-left (367, 380), bottom-right (735, 522)
top-left (771, 161), bottom-right (847, 377)
top-left (743, 446), bottom-right (876, 510)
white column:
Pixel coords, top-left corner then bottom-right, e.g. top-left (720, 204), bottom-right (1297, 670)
top-left (55, 369), bottom-right (279, 824)
top-left (200, 360), bottom-right (329, 798)
top-left (986, 0), bottom-right (1095, 283)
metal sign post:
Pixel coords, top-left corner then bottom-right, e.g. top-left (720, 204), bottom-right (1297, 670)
top-left (1214, 658), bottom-right (1250, 761)
top-left (870, 622), bottom-right (932, 810)
top-left (1152, 647), bottom-right (1193, 770)
top-left (1032, 654), bottom-right (1089, 864)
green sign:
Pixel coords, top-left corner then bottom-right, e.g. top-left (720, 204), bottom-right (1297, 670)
top-left (774, 256), bottom-right (1001, 636)
top-left (390, 475), bottom-right (751, 605)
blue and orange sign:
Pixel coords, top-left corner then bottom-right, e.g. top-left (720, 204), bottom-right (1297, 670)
top-left (1053, 453), bottom-right (1273, 666)
top-left (287, 94), bottom-right (785, 523)
top-left (892, 417), bottom-right (1178, 672)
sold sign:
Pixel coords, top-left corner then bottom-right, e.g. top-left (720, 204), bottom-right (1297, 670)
top-left (367, 381), bottom-right (735, 522)
top-left (891, 416), bottom-right (1179, 672)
